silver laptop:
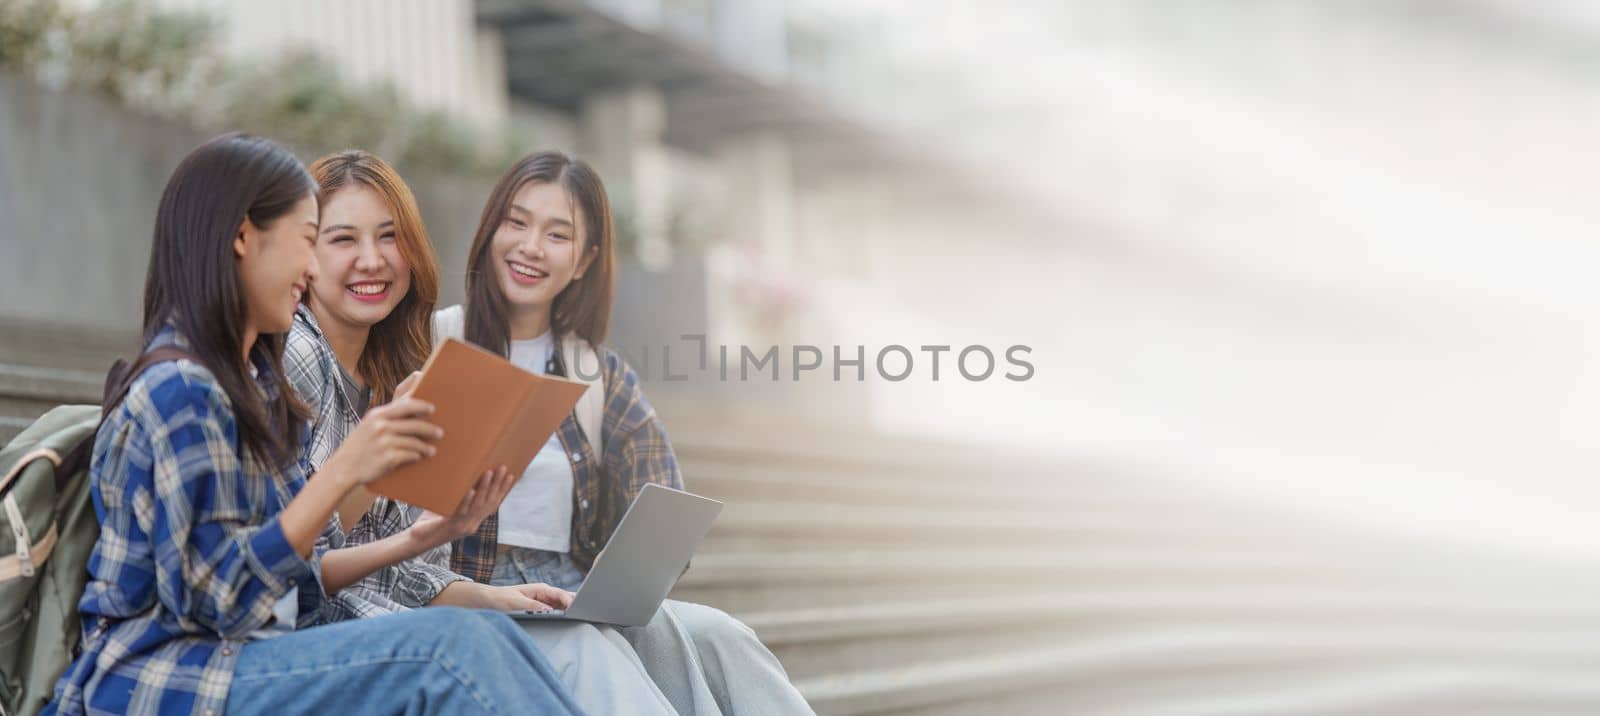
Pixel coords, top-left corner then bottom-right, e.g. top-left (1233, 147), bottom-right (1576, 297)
top-left (510, 484), bottom-right (722, 627)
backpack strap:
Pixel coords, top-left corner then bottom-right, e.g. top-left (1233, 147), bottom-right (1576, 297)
top-left (1, 493), bottom-right (56, 580)
top-left (52, 346), bottom-right (198, 491)
top-left (0, 448), bottom-right (60, 497)
top-left (559, 337), bottom-right (606, 461)
top-left (3, 348), bottom-right (197, 582)
top-left (101, 346), bottom-right (197, 418)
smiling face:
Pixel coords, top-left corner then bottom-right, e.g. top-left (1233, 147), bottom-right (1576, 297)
top-left (235, 193), bottom-right (319, 336)
top-left (490, 181), bottom-right (594, 334)
top-left (308, 183), bottom-right (412, 333)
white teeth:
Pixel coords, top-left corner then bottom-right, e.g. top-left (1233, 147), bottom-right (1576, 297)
top-left (348, 283), bottom-right (386, 295)
top-left (510, 263), bottom-right (547, 278)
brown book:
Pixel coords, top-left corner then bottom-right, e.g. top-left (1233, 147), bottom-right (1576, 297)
top-left (367, 337), bottom-right (590, 515)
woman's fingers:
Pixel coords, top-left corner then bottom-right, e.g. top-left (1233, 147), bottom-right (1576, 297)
top-left (517, 583), bottom-right (575, 609)
top-left (466, 479), bottom-right (495, 516)
top-left (381, 435), bottom-right (436, 464)
top-left (504, 592), bottom-right (554, 612)
top-left (395, 370), bottom-right (423, 397)
top-left (375, 396), bottom-right (435, 420)
top-left (451, 488), bottom-right (479, 517)
top-left (383, 417), bottom-right (444, 441)
top-left (462, 467), bottom-right (514, 517)
top-left (489, 466), bottom-right (515, 499)
top-left (471, 470), bottom-right (502, 512)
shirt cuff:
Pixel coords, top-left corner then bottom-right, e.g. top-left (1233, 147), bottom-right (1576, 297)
top-left (396, 561), bottom-right (470, 608)
top-left (243, 516), bottom-right (312, 595)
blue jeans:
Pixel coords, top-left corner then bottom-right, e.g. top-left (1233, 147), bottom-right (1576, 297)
top-left (224, 607), bottom-right (583, 715)
top-left (494, 547), bottom-right (815, 715)
top-left (493, 545), bottom-right (588, 590)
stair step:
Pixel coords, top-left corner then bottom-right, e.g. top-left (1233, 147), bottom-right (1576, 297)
top-left (875, 662), bottom-right (1600, 716)
top-left (704, 500), bottom-right (1311, 548)
top-left (0, 416), bottom-right (32, 446)
top-left (742, 589), bottom-right (1600, 648)
top-left (0, 318), bottom-right (131, 374)
top-left (796, 631), bottom-right (1600, 715)
top-left (755, 594), bottom-right (1600, 681)
top-left (0, 362), bottom-right (105, 402)
top-left (682, 460), bottom-right (1273, 519)
top-left (669, 425), bottom-right (1055, 477)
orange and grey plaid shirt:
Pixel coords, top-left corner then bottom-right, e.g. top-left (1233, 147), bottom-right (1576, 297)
top-left (450, 345), bottom-right (684, 582)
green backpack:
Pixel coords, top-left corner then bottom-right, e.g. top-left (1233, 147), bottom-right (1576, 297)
top-left (0, 347), bottom-right (191, 716)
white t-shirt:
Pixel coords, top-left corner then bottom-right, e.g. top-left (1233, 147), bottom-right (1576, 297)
top-left (496, 330), bottom-right (576, 552)
top-left (247, 587), bottom-right (298, 640)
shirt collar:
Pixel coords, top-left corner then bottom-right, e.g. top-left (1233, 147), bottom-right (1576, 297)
top-left (149, 321), bottom-right (282, 401)
top-left (295, 303), bottom-right (366, 414)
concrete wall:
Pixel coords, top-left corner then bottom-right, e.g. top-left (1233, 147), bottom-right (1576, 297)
top-left (0, 74), bottom-right (482, 333)
top-left (0, 74), bottom-right (702, 343)
top-left (0, 74), bottom-right (200, 335)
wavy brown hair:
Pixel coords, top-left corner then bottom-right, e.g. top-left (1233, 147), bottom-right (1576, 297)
top-left (463, 151), bottom-right (615, 357)
top-left (307, 150), bottom-right (440, 404)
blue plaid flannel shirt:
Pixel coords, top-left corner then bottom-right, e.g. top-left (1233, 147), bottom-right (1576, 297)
top-left (45, 327), bottom-right (359, 716)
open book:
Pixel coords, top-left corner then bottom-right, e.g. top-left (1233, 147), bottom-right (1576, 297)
top-left (367, 337), bottom-right (590, 515)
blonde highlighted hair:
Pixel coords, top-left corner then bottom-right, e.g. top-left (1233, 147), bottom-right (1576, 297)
top-left (307, 150), bottom-right (441, 405)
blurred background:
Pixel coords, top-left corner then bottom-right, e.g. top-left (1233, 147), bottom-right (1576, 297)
top-left (5, 0), bottom-right (1600, 713)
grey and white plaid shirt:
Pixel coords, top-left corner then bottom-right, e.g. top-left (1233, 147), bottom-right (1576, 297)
top-left (284, 304), bottom-right (467, 610)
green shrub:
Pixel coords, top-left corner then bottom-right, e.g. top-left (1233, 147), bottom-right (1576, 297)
top-left (0, 0), bottom-right (529, 177)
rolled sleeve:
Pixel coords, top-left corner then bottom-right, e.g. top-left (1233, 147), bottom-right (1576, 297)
top-left (393, 556), bottom-right (467, 607)
top-left (390, 504), bottom-right (468, 607)
top-left (136, 368), bottom-right (313, 639)
top-left (239, 517), bottom-right (310, 594)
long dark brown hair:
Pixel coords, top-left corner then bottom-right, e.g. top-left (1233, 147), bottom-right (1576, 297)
top-left (463, 151), bottom-right (615, 357)
top-left (307, 150), bottom-right (440, 405)
top-left (142, 132), bottom-right (314, 468)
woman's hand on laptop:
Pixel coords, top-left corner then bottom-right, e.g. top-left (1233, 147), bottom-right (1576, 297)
top-left (429, 581), bottom-right (574, 611)
top-left (407, 465), bottom-right (516, 548)
top-left (481, 583), bottom-right (575, 612)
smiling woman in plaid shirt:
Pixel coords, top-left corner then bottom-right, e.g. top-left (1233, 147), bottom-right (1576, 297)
top-left (284, 149), bottom-right (677, 715)
top-left (441, 151), bottom-right (815, 716)
top-left (43, 134), bottom-right (582, 716)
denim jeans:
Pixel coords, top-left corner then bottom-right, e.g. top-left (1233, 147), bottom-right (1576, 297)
top-left (494, 547), bottom-right (816, 716)
top-left (224, 607), bottom-right (582, 715)
top-left (493, 545), bottom-right (588, 589)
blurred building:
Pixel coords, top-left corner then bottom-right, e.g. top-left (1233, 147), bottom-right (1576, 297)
top-left (124, 0), bottom-right (1051, 430)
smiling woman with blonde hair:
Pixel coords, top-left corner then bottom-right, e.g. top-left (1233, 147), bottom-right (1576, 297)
top-left (285, 149), bottom-right (677, 714)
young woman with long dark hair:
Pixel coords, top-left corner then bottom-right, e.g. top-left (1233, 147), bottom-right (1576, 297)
top-left (439, 151), bottom-right (815, 715)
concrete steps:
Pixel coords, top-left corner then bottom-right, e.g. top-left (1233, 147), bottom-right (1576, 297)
top-left (7, 324), bottom-right (1599, 714)
top-left (662, 422), bottom-right (1600, 714)
top-left (809, 646), bottom-right (1600, 716)
top-left (0, 358), bottom-right (105, 443)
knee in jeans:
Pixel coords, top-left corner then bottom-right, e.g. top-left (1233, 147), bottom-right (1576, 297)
top-left (411, 607), bottom-right (519, 653)
top-left (677, 602), bottom-right (761, 650)
top-left (464, 608), bottom-right (531, 642)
